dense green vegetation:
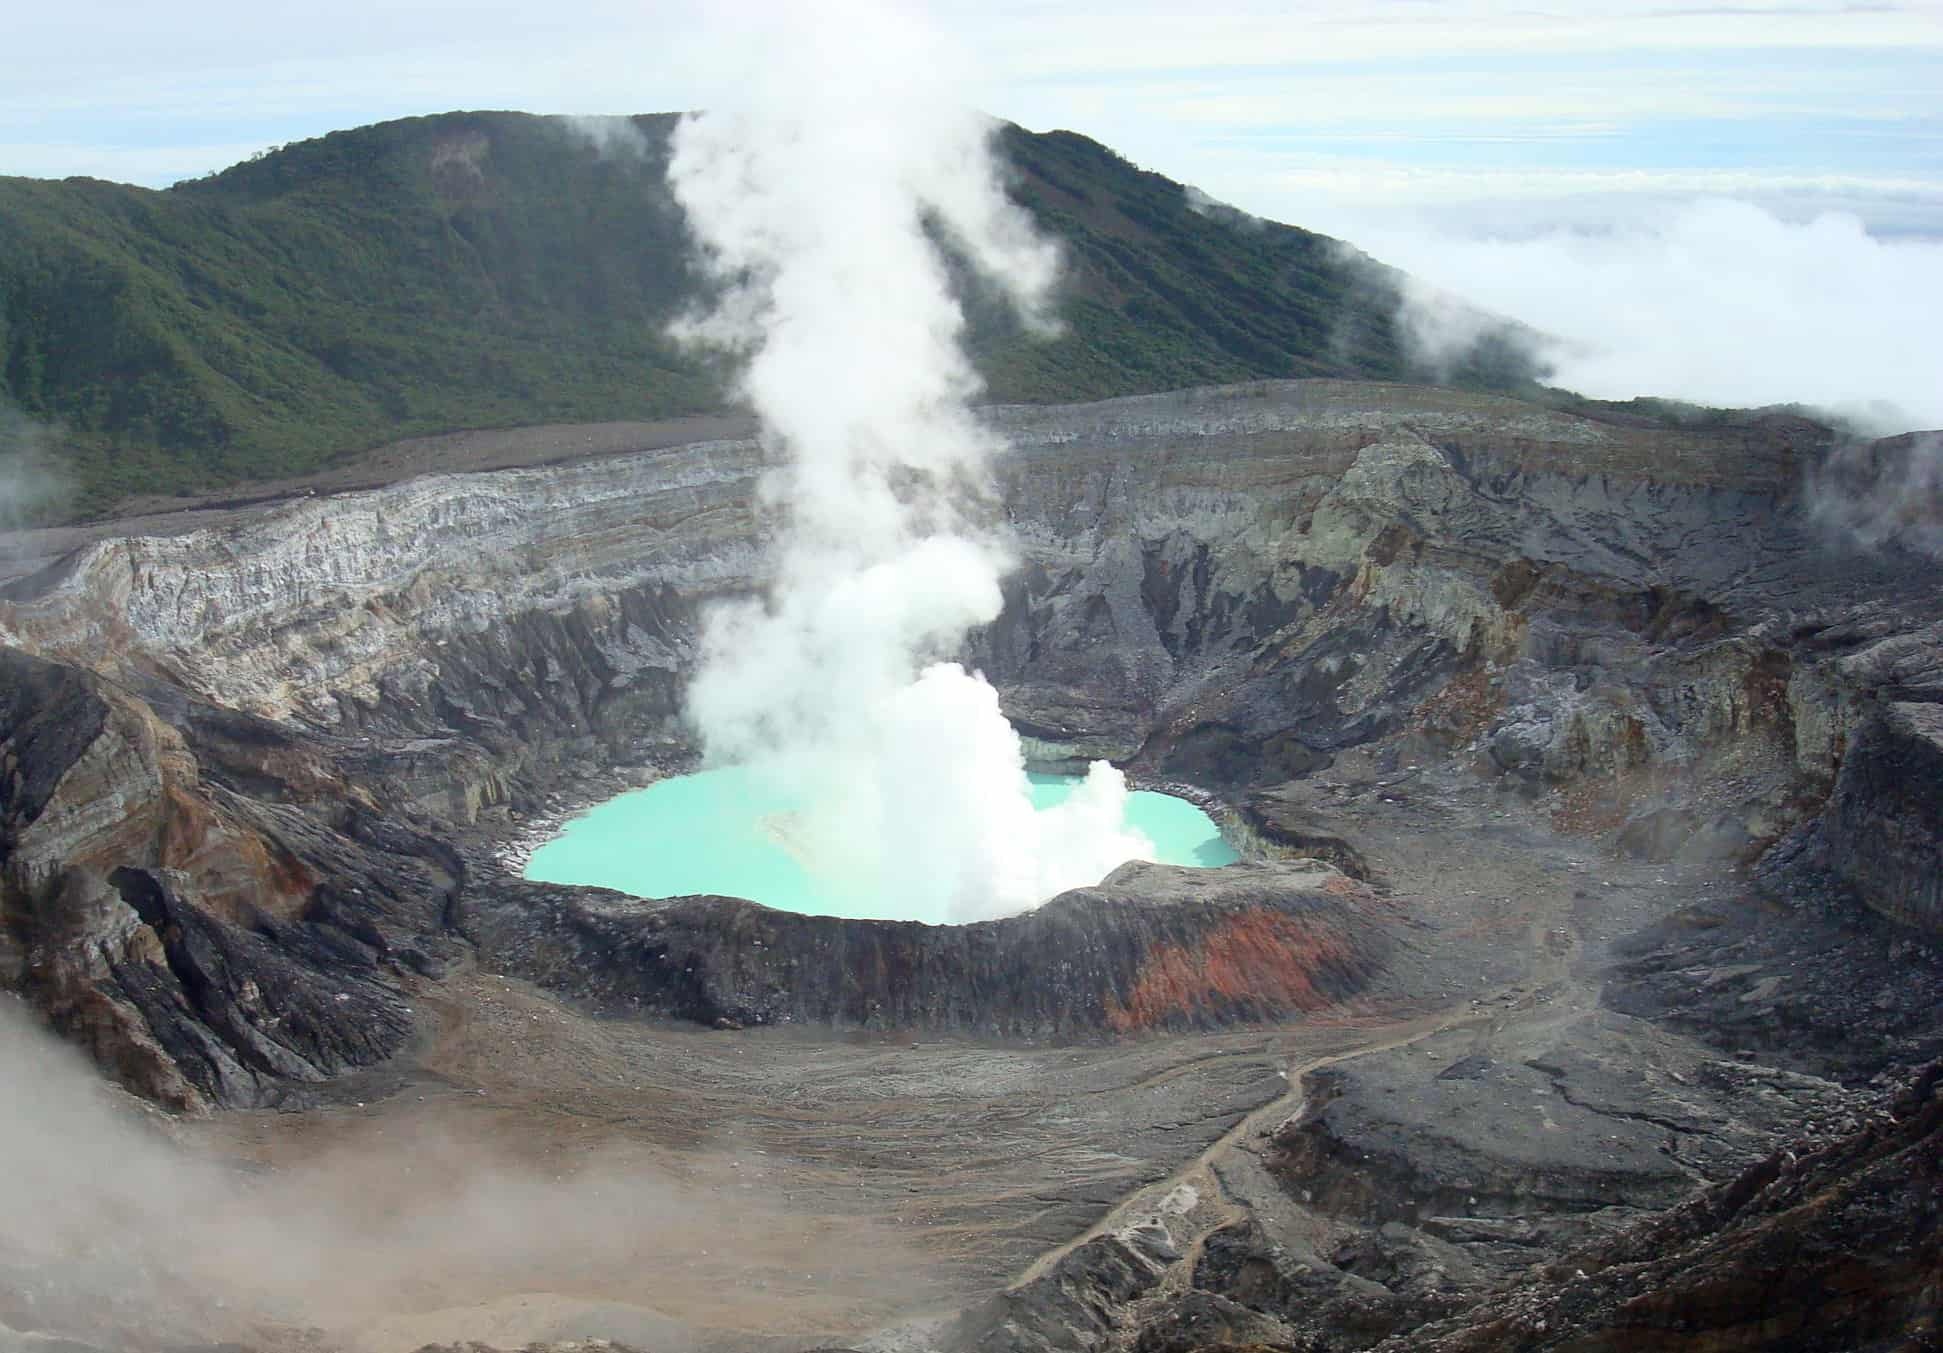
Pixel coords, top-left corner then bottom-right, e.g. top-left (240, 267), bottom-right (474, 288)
top-left (0, 111), bottom-right (1531, 520)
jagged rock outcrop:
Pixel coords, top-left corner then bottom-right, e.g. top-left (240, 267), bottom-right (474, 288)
top-left (0, 440), bottom-right (755, 757)
top-left (0, 647), bottom-right (461, 1109)
top-left (942, 1228), bottom-right (1180, 1352)
top-left (1817, 700), bottom-right (1943, 933)
top-left (982, 1059), bottom-right (1941, 1353)
top-left (1366, 1060), bottom-right (1943, 1352)
top-left (1262, 1012), bottom-right (1862, 1230)
top-left (1605, 877), bottom-right (1943, 1081)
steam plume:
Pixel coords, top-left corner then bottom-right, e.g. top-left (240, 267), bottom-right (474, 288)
top-left (668, 0), bottom-right (1152, 923)
top-left (0, 405), bottom-right (70, 529)
top-left (1811, 429), bottom-right (1943, 561)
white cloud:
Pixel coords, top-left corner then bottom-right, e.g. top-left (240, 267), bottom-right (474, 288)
top-left (1159, 87), bottom-right (1770, 129)
top-left (1237, 162), bottom-right (1943, 237)
top-left (1362, 199), bottom-right (1943, 431)
top-left (1264, 165), bottom-right (1943, 210)
top-left (960, 0), bottom-right (1943, 79)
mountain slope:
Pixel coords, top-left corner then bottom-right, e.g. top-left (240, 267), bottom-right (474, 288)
top-left (0, 111), bottom-right (1515, 517)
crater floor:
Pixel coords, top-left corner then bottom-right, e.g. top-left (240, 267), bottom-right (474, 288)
top-left (158, 760), bottom-right (1891, 1353)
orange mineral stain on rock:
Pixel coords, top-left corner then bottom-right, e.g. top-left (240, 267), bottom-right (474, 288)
top-left (1104, 907), bottom-right (1364, 1032)
top-left (156, 785), bottom-right (315, 924)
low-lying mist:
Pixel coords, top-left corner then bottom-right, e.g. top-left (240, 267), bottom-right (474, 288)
top-left (0, 997), bottom-right (927, 1351)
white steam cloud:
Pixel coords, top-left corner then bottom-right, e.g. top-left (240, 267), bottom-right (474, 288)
top-left (0, 995), bottom-right (930, 1349)
top-left (1364, 199), bottom-right (1943, 432)
top-left (1811, 429), bottom-right (1943, 561)
top-left (0, 405), bottom-right (70, 529)
top-left (668, 0), bottom-right (1152, 924)
top-left (562, 113), bottom-right (651, 159)
top-left (1184, 185), bottom-right (1264, 233)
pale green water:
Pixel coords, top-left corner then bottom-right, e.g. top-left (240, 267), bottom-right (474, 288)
top-left (523, 767), bottom-right (1238, 922)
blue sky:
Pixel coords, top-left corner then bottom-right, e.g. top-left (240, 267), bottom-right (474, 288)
top-left (4, 0), bottom-right (1941, 424)
top-left (4, 0), bottom-right (1938, 232)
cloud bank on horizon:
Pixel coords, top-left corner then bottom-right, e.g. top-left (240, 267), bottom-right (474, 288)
top-left (1366, 199), bottom-right (1943, 432)
top-left (9, 1), bottom-right (1938, 222)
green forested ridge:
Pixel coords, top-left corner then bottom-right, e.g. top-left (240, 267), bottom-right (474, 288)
top-left (0, 111), bottom-right (1526, 519)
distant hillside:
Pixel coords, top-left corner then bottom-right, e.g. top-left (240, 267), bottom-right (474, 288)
top-left (0, 111), bottom-right (1533, 519)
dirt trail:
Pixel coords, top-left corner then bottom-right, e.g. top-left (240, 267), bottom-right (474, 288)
top-left (1008, 982), bottom-right (1562, 1291)
top-left (1002, 790), bottom-right (1607, 1303)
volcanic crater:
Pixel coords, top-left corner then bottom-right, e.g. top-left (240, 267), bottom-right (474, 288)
top-left (1, 379), bottom-right (1940, 1352)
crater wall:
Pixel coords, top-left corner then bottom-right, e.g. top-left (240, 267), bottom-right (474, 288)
top-left (1, 379), bottom-right (1938, 1107)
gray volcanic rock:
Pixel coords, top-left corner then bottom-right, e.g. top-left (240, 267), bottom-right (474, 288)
top-left (1367, 1060), bottom-right (1943, 1353)
top-left (942, 1229), bottom-right (1175, 1352)
top-left (1128, 1292), bottom-right (1303, 1353)
top-left (1263, 1012), bottom-right (1860, 1227)
top-left (1077, 1060), bottom-right (1943, 1353)
top-left (1603, 888), bottom-right (1943, 1081)
top-left (0, 441), bottom-right (756, 827)
top-left (1192, 1213), bottom-right (1440, 1348)
top-left (463, 859), bottom-right (1391, 1039)
top-left (1153, 1004), bottom-right (1890, 1353)
top-left (1819, 700), bottom-right (1943, 932)
top-left (0, 379), bottom-right (1936, 1353)
top-left (977, 386), bottom-right (1847, 774)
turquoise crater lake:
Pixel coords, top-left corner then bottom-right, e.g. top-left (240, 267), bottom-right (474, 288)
top-left (522, 767), bottom-right (1239, 923)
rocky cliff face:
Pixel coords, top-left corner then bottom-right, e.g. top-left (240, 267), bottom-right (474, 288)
top-left (0, 647), bottom-right (461, 1110)
top-left (0, 378), bottom-right (1938, 1102)
top-left (1801, 676), bottom-right (1943, 934)
top-left (981, 384), bottom-right (1843, 782)
top-left (952, 1055), bottom-right (1941, 1353)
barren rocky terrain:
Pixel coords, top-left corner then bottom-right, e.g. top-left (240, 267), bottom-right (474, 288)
top-left (0, 379), bottom-right (1938, 1352)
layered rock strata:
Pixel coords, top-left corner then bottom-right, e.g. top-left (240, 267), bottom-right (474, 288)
top-left (0, 379), bottom-right (1937, 1110)
top-left (0, 648), bottom-right (459, 1110)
